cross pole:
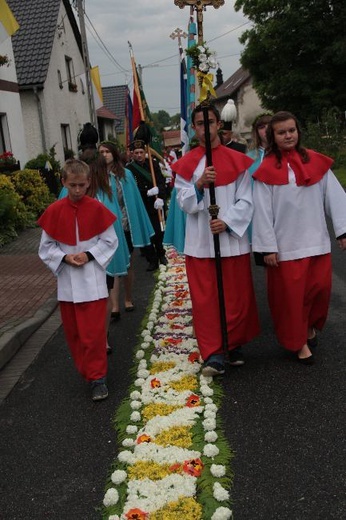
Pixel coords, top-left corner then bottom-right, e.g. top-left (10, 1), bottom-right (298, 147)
top-left (174, 0), bottom-right (229, 358)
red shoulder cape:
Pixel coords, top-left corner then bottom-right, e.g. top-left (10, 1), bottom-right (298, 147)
top-left (172, 145), bottom-right (253, 186)
top-left (253, 149), bottom-right (333, 186)
top-left (37, 196), bottom-right (116, 246)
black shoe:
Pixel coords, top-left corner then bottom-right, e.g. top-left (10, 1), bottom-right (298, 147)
top-left (228, 347), bottom-right (245, 366)
top-left (202, 361), bottom-right (225, 377)
top-left (106, 344), bottom-right (112, 355)
top-left (307, 335), bottom-right (318, 348)
top-left (159, 255), bottom-right (168, 266)
top-left (297, 354), bottom-right (314, 366)
top-left (91, 380), bottom-right (108, 401)
top-left (146, 261), bottom-right (158, 272)
top-left (111, 311), bottom-right (120, 321)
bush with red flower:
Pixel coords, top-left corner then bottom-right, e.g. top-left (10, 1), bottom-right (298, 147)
top-left (0, 151), bottom-right (17, 166)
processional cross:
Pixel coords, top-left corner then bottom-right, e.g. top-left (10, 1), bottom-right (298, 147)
top-left (174, 0), bottom-right (225, 44)
top-left (170, 27), bottom-right (188, 46)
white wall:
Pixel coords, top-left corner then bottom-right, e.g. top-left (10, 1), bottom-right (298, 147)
top-left (0, 38), bottom-right (28, 167)
top-left (20, 1), bottom-right (90, 164)
top-left (237, 79), bottom-right (265, 140)
top-left (215, 78), bottom-right (265, 142)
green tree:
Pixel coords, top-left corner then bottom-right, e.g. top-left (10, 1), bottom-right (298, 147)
top-left (235, 0), bottom-right (346, 123)
top-left (170, 113), bottom-right (181, 129)
top-left (151, 110), bottom-right (171, 132)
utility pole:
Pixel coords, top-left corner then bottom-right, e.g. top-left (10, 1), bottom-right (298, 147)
top-left (75, 0), bottom-right (97, 128)
top-left (138, 63), bottom-right (159, 84)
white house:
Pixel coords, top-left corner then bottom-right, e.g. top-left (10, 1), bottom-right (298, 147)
top-left (8, 0), bottom-right (91, 165)
top-left (215, 67), bottom-right (265, 142)
top-left (0, 36), bottom-right (27, 166)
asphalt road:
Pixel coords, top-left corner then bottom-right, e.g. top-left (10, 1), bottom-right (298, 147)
top-left (1, 242), bottom-right (346, 519)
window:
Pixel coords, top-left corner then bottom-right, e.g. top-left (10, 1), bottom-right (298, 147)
top-left (57, 69), bottom-right (63, 89)
top-left (65, 56), bottom-right (77, 92)
top-left (80, 77), bottom-right (85, 95)
top-left (61, 124), bottom-right (73, 159)
top-left (0, 114), bottom-right (10, 154)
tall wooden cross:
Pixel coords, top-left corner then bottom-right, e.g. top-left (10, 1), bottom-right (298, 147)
top-left (174, 0), bottom-right (225, 44)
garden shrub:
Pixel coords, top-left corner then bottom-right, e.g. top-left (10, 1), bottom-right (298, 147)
top-left (24, 146), bottom-right (61, 195)
top-left (0, 174), bottom-right (33, 246)
top-left (10, 169), bottom-right (55, 217)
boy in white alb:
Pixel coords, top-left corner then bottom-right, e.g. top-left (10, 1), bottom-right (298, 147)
top-left (38, 159), bottom-right (118, 400)
top-left (174, 104), bottom-right (260, 376)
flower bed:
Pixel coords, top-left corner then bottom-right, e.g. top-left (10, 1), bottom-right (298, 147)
top-left (102, 249), bottom-right (233, 520)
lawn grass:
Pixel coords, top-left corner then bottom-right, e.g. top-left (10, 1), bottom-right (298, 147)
top-left (334, 167), bottom-right (346, 188)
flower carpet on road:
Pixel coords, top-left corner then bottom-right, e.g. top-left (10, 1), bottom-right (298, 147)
top-left (102, 249), bottom-right (233, 520)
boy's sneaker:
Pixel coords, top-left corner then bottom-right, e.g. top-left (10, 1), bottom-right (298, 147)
top-left (91, 379), bottom-right (108, 401)
top-left (228, 347), bottom-right (245, 366)
top-left (202, 360), bottom-right (225, 377)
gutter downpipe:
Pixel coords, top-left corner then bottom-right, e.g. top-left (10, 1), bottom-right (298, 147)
top-left (33, 86), bottom-right (47, 153)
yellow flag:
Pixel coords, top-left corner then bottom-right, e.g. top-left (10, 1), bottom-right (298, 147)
top-left (90, 66), bottom-right (103, 109)
top-left (0, 0), bottom-right (19, 44)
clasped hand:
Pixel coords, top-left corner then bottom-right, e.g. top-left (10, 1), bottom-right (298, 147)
top-left (65, 252), bottom-right (88, 267)
top-left (264, 253), bottom-right (279, 267)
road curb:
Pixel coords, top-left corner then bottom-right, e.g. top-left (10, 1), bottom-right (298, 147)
top-left (0, 296), bottom-right (58, 371)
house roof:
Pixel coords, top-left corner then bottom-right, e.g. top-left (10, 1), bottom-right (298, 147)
top-left (162, 130), bottom-right (180, 148)
top-left (8, 0), bottom-right (82, 87)
top-left (102, 85), bottom-right (128, 133)
top-left (96, 105), bottom-right (120, 121)
top-left (215, 67), bottom-right (251, 100)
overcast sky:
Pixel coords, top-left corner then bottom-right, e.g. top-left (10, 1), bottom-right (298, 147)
top-left (81, 0), bottom-right (250, 116)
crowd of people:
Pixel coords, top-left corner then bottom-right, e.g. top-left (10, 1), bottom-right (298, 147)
top-left (37, 106), bottom-right (346, 401)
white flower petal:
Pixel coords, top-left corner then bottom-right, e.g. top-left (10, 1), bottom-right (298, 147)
top-left (205, 431), bottom-right (218, 443)
top-left (103, 487), bottom-right (119, 506)
top-left (210, 464), bottom-right (226, 477)
top-left (204, 443), bottom-right (220, 457)
top-left (111, 469), bottom-right (127, 485)
top-left (211, 506), bottom-right (233, 520)
top-left (130, 411), bottom-right (141, 422)
top-left (213, 482), bottom-right (230, 502)
top-left (126, 425), bottom-right (138, 435)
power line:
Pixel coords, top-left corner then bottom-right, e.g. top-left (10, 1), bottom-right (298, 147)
top-left (79, 7), bottom-right (247, 84)
top-left (83, 11), bottom-right (129, 74)
top-left (207, 21), bottom-right (250, 43)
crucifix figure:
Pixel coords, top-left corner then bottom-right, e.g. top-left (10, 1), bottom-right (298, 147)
top-left (174, 0), bottom-right (225, 44)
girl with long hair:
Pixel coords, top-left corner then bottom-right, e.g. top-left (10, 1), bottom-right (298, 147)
top-left (252, 111), bottom-right (346, 364)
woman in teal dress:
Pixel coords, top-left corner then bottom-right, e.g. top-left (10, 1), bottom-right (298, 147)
top-left (96, 142), bottom-right (154, 321)
top-left (163, 173), bottom-right (186, 255)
